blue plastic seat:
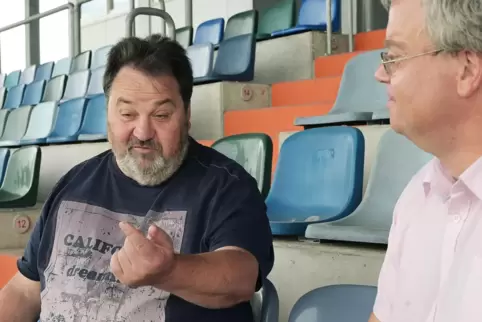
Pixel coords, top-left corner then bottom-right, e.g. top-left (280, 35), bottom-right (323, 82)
top-left (19, 65), bottom-right (36, 85)
top-left (251, 279), bottom-right (279, 322)
top-left (3, 70), bottom-right (21, 89)
top-left (295, 50), bottom-right (388, 127)
top-left (22, 81), bottom-right (46, 106)
top-left (42, 75), bottom-right (67, 102)
top-left (77, 94), bottom-right (107, 141)
top-left (289, 284), bottom-right (377, 322)
top-left (86, 67), bottom-right (104, 97)
top-left (34, 62), bottom-right (54, 82)
top-left (52, 57), bottom-right (72, 78)
top-left (187, 44), bottom-right (214, 83)
top-left (271, 0), bottom-right (341, 37)
top-left (0, 149), bottom-right (10, 186)
top-left (70, 50), bottom-right (92, 73)
top-left (0, 106), bottom-right (33, 147)
top-left (3, 85), bottom-right (26, 109)
top-left (20, 102), bottom-right (58, 145)
top-left (91, 45), bottom-right (112, 69)
top-left (61, 70), bottom-right (90, 101)
top-left (47, 98), bottom-right (87, 144)
top-left (193, 18), bottom-right (225, 46)
top-left (266, 126), bottom-right (365, 236)
top-left (224, 10), bottom-right (258, 40)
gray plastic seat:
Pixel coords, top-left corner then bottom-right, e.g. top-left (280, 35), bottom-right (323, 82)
top-left (251, 279), bottom-right (279, 322)
top-left (289, 284), bottom-right (377, 322)
top-left (62, 70), bottom-right (90, 101)
top-left (52, 57), bottom-right (72, 78)
top-left (0, 106), bottom-right (33, 147)
top-left (224, 10), bottom-right (258, 40)
top-left (20, 102), bottom-right (58, 145)
top-left (0, 87), bottom-right (5, 108)
top-left (19, 65), bottom-right (36, 85)
top-left (0, 110), bottom-right (10, 137)
top-left (86, 67), bottom-right (104, 96)
top-left (0, 74), bottom-right (4, 87)
top-left (305, 129), bottom-right (432, 244)
top-left (91, 45), bottom-right (112, 69)
top-left (42, 75), bottom-right (67, 102)
top-left (70, 50), bottom-right (92, 73)
top-left (176, 26), bottom-right (193, 48)
top-left (295, 50), bottom-right (388, 127)
top-left (187, 44), bottom-right (214, 82)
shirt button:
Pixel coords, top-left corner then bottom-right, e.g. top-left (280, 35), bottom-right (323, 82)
top-left (453, 215), bottom-right (461, 223)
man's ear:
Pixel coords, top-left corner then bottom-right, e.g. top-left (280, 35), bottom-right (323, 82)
top-left (456, 51), bottom-right (482, 98)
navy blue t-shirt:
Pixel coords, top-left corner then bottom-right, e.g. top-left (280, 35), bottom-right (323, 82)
top-left (18, 138), bottom-right (274, 322)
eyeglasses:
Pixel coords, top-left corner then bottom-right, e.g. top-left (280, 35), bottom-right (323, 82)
top-left (380, 49), bottom-right (443, 75)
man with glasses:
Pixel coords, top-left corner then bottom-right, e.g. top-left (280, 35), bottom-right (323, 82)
top-left (370, 0), bottom-right (482, 322)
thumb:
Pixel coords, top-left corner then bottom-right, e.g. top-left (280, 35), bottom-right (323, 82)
top-left (147, 225), bottom-right (173, 248)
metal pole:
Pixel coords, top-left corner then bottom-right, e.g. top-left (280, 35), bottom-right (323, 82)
top-left (126, 7), bottom-right (176, 39)
top-left (348, 0), bottom-right (354, 52)
top-left (75, 0), bottom-right (94, 56)
top-left (129, 0), bottom-right (136, 36)
top-left (159, 0), bottom-right (166, 36)
top-left (325, 0), bottom-right (332, 55)
top-left (68, 4), bottom-right (76, 57)
top-left (186, 0), bottom-right (193, 28)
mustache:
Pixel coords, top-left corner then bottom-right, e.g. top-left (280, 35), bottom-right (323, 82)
top-left (127, 137), bottom-right (160, 150)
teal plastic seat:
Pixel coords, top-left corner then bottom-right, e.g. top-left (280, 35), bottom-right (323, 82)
top-left (257, 0), bottom-right (296, 40)
top-left (3, 70), bottom-right (21, 88)
top-left (224, 10), bottom-right (258, 40)
top-left (212, 133), bottom-right (272, 198)
top-left (0, 146), bottom-right (41, 208)
top-left (176, 26), bottom-right (193, 48)
top-left (20, 102), bottom-right (58, 145)
top-left (0, 106), bottom-right (33, 147)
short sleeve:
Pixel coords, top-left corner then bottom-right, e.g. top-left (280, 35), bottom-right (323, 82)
top-left (205, 173), bottom-right (274, 291)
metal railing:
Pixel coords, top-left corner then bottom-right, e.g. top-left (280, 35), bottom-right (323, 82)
top-left (126, 7), bottom-right (176, 39)
top-left (325, 0), bottom-right (354, 55)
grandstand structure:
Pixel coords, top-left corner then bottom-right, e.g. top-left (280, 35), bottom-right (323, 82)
top-left (0, 0), bottom-right (432, 321)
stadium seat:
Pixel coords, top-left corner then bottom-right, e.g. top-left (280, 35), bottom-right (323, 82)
top-left (19, 65), bottom-right (36, 85)
top-left (0, 148), bottom-right (10, 186)
top-left (212, 133), bottom-right (272, 198)
top-left (0, 255), bottom-right (18, 289)
top-left (295, 50), bottom-right (388, 127)
top-left (176, 26), bottom-right (193, 48)
top-left (305, 129), bottom-right (432, 244)
top-left (3, 84), bottom-right (26, 109)
top-left (0, 110), bottom-right (10, 137)
top-left (0, 145), bottom-right (41, 208)
top-left (256, 0), bottom-right (296, 40)
top-left (61, 70), bottom-right (90, 101)
top-left (251, 279), bottom-right (279, 322)
top-left (288, 284), bottom-right (377, 322)
top-left (224, 10), bottom-right (258, 40)
top-left (20, 102), bottom-right (58, 145)
top-left (86, 67), bottom-right (104, 97)
top-left (0, 74), bottom-right (4, 87)
top-left (52, 57), bottom-right (72, 78)
top-left (266, 126), bottom-right (364, 236)
top-left (91, 45), bottom-right (112, 69)
top-left (271, 0), bottom-right (341, 37)
top-left (193, 18), bottom-right (225, 46)
top-left (187, 44), bottom-right (214, 82)
top-left (70, 50), bottom-right (92, 73)
top-left (42, 75), bottom-right (67, 102)
top-left (21, 80), bottom-right (46, 106)
top-left (46, 98), bottom-right (87, 144)
top-left (0, 87), bottom-right (5, 108)
top-left (34, 61), bottom-right (54, 81)
top-left (77, 94), bottom-right (107, 141)
top-left (3, 70), bottom-right (21, 88)
top-left (0, 106), bottom-right (33, 147)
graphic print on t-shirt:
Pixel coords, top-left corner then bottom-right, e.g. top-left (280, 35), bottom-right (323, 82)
top-left (40, 200), bottom-right (186, 322)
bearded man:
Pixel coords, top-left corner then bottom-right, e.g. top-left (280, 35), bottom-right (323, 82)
top-left (0, 34), bottom-right (274, 322)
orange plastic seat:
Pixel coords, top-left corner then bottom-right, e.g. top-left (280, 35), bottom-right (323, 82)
top-left (0, 254), bottom-right (18, 288)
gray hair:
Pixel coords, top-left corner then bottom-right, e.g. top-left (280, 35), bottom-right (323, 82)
top-left (381, 0), bottom-right (482, 53)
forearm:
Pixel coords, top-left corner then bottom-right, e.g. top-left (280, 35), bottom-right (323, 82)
top-left (156, 249), bottom-right (259, 309)
top-left (0, 279), bottom-right (40, 322)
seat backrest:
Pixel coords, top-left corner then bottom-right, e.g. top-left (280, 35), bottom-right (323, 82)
top-left (0, 74), bottom-right (4, 87)
top-left (42, 75), bottom-right (67, 102)
top-left (34, 61), bottom-right (54, 82)
top-left (52, 57), bottom-right (72, 78)
top-left (265, 126), bottom-right (364, 221)
top-left (0, 146), bottom-right (40, 196)
top-left (22, 102), bottom-right (58, 140)
top-left (212, 34), bottom-right (255, 80)
top-left (0, 87), bottom-right (6, 109)
top-left (3, 84), bottom-right (26, 109)
top-left (50, 98), bottom-right (87, 137)
top-left (187, 44), bottom-right (214, 79)
top-left (86, 67), bottom-right (105, 96)
top-left (175, 26), bottom-right (193, 48)
top-left (1, 106), bottom-right (32, 141)
top-left (70, 50), bottom-right (92, 73)
top-left (289, 284), bottom-right (377, 322)
top-left (0, 110), bottom-right (10, 137)
top-left (4, 70), bottom-right (21, 89)
top-left (298, 0), bottom-right (340, 28)
top-left (251, 279), bottom-right (279, 322)
top-left (62, 70), bottom-right (90, 100)
top-left (19, 65), bottom-right (37, 85)
top-left (212, 133), bottom-right (273, 198)
top-left (224, 10), bottom-right (258, 40)
top-left (330, 49), bottom-right (388, 114)
top-left (91, 45), bottom-right (112, 69)
top-left (257, 0), bottom-right (296, 36)
top-left (193, 18), bottom-right (225, 45)
top-left (0, 255), bottom-right (18, 289)
top-left (79, 94), bottom-right (106, 135)
top-left (22, 80), bottom-right (46, 106)
top-left (0, 148), bottom-right (11, 187)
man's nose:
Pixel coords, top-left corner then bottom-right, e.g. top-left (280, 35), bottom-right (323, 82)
top-left (132, 117), bottom-right (155, 142)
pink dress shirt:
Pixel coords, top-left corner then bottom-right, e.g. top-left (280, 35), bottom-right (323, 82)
top-left (374, 156), bottom-right (482, 322)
